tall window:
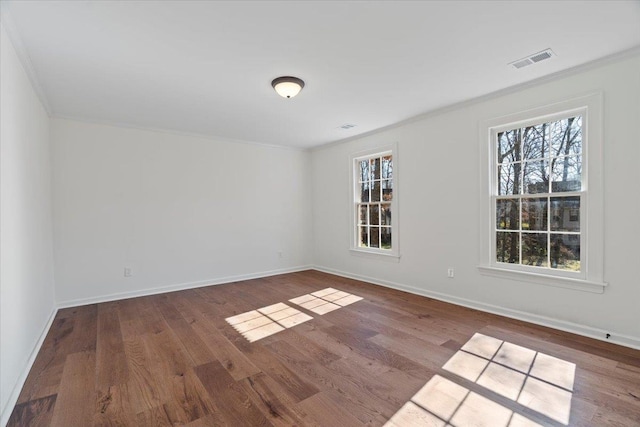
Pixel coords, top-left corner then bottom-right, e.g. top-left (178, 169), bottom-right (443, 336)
top-left (496, 116), bottom-right (583, 271)
top-left (480, 93), bottom-right (606, 292)
top-left (351, 146), bottom-right (398, 257)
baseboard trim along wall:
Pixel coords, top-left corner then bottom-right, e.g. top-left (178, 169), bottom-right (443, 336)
top-left (56, 265), bottom-right (314, 309)
top-left (312, 265), bottom-right (640, 351)
top-left (1, 308), bottom-right (58, 427)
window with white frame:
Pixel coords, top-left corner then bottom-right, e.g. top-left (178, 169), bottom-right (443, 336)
top-left (350, 146), bottom-right (398, 257)
top-left (495, 115), bottom-right (583, 271)
top-left (479, 94), bottom-right (606, 292)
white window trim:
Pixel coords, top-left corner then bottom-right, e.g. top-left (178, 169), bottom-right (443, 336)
top-left (349, 143), bottom-right (400, 260)
top-left (478, 93), bottom-right (607, 293)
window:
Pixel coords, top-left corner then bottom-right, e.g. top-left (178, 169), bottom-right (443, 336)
top-left (479, 94), bottom-right (606, 292)
top-left (496, 116), bottom-right (582, 271)
top-left (350, 145), bottom-right (399, 258)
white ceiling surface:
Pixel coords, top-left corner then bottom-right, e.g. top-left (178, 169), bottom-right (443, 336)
top-left (4, 1), bottom-right (640, 149)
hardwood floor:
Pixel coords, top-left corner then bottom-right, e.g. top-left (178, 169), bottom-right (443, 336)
top-left (8, 270), bottom-right (640, 426)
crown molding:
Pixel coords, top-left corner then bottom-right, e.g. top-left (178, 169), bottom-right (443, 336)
top-left (51, 115), bottom-right (310, 153)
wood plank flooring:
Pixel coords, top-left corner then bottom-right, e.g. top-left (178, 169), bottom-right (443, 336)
top-left (8, 270), bottom-right (640, 426)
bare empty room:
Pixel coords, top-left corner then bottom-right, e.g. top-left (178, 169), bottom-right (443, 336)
top-left (1, 1), bottom-right (639, 426)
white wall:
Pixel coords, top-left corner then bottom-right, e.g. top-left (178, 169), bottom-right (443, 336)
top-left (0, 23), bottom-right (56, 423)
top-left (311, 54), bottom-right (640, 347)
top-left (52, 119), bottom-right (313, 305)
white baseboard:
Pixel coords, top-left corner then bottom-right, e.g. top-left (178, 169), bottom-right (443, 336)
top-left (312, 265), bottom-right (640, 351)
top-left (1, 307), bottom-right (58, 427)
top-left (57, 265), bottom-right (314, 309)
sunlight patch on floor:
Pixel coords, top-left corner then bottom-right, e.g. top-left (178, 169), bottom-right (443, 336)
top-left (225, 288), bottom-right (362, 342)
top-left (385, 375), bottom-right (543, 427)
top-left (225, 303), bottom-right (312, 342)
top-left (445, 333), bottom-right (575, 425)
top-left (289, 288), bottom-right (363, 315)
top-left (386, 332), bottom-right (576, 426)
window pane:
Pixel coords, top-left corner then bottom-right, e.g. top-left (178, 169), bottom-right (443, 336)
top-left (370, 227), bottom-right (380, 248)
top-left (359, 160), bottom-right (369, 182)
top-left (369, 205), bottom-right (379, 226)
top-left (551, 234), bottom-right (580, 271)
top-left (498, 129), bottom-right (521, 163)
top-left (358, 205), bottom-right (368, 226)
top-left (523, 160), bottom-right (548, 194)
top-left (551, 155), bottom-right (581, 192)
top-left (371, 158), bottom-right (381, 180)
top-left (382, 156), bottom-right (393, 179)
top-left (371, 180), bottom-right (381, 202)
top-left (359, 227), bottom-right (369, 248)
top-left (381, 204), bottom-right (391, 226)
top-left (522, 198), bottom-right (547, 231)
top-left (550, 116), bottom-right (582, 157)
top-left (522, 124), bottom-right (548, 161)
top-left (550, 196), bottom-right (580, 232)
top-left (381, 227), bottom-right (392, 249)
top-left (360, 181), bottom-right (370, 202)
top-left (496, 231), bottom-right (519, 264)
top-left (496, 199), bottom-right (519, 230)
top-left (382, 180), bottom-right (393, 201)
top-left (498, 162), bottom-right (520, 195)
top-left (522, 233), bottom-right (548, 267)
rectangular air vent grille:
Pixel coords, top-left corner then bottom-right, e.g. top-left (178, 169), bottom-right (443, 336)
top-left (510, 49), bottom-right (555, 69)
top-left (512, 59), bottom-right (533, 69)
top-left (530, 51), bottom-right (552, 63)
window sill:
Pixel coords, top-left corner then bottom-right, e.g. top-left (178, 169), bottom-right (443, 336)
top-left (350, 248), bottom-right (401, 262)
top-left (477, 265), bottom-right (607, 294)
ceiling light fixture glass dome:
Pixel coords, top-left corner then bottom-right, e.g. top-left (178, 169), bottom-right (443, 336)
top-left (271, 76), bottom-right (305, 98)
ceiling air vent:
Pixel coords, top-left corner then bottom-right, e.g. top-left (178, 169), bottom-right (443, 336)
top-left (512, 58), bottom-right (533, 69)
top-left (339, 123), bottom-right (357, 130)
top-left (530, 50), bottom-right (553, 63)
top-left (509, 49), bottom-right (555, 69)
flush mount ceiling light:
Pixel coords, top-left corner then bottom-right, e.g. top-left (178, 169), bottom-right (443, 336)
top-left (271, 76), bottom-right (305, 98)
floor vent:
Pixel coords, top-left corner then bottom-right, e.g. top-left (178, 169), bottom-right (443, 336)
top-left (510, 49), bottom-right (555, 69)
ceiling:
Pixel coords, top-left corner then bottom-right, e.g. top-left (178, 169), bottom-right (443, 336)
top-left (3, 1), bottom-right (640, 149)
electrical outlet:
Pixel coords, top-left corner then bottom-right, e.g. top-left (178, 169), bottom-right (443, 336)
top-left (124, 267), bottom-right (132, 277)
top-left (447, 268), bottom-right (454, 278)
